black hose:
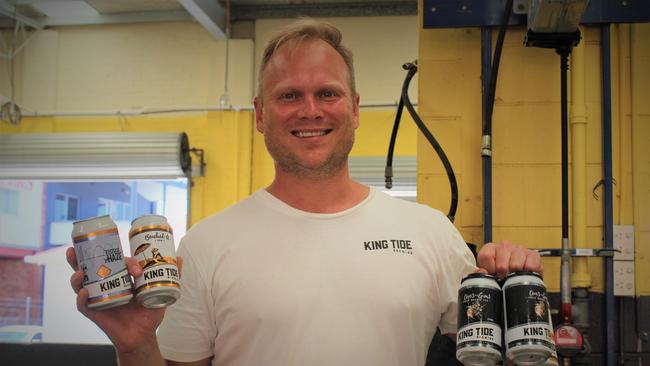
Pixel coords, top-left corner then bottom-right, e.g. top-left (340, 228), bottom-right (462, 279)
top-left (401, 62), bottom-right (458, 222)
top-left (484, 0), bottom-right (514, 137)
top-left (385, 96), bottom-right (404, 189)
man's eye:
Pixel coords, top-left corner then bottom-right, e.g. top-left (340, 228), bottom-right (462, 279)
top-left (279, 92), bottom-right (297, 101)
top-left (320, 90), bottom-right (338, 99)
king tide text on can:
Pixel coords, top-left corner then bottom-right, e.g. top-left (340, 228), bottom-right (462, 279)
top-left (72, 215), bottom-right (133, 310)
top-left (456, 273), bottom-right (503, 366)
top-left (129, 215), bottom-right (181, 308)
top-left (503, 271), bottom-right (556, 365)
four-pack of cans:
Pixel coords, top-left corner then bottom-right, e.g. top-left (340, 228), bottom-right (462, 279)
top-left (72, 214), bottom-right (181, 311)
top-left (457, 271), bottom-right (557, 366)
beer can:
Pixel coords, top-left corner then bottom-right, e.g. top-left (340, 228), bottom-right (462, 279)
top-left (503, 271), bottom-right (556, 365)
top-left (456, 273), bottom-right (503, 366)
top-left (129, 215), bottom-right (181, 308)
top-left (72, 215), bottom-right (133, 310)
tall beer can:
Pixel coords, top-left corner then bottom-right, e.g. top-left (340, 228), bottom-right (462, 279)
top-left (72, 215), bottom-right (133, 310)
top-left (503, 271), bottom-right (556, 365)
top-left (129, 215), bottom-right (181, 308)
top-left (456, 273), bottom-right (503, 366)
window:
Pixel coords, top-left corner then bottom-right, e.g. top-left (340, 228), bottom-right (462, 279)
top-left (97, 198), bottom-right (132, 221)
top-left (349, 156), bottom-right (417, 201)
top-left (0, 179), bottom-right (189, 344)
top-left (0, 188), bottom-right (19, 215)
top-left (53, 194), bottom-right (79, 221)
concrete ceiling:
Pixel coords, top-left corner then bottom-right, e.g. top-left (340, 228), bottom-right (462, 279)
top-left (0, 0), bottom-right (416, 39)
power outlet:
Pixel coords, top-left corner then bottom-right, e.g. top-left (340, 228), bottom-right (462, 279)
top-left (613, 225), bottom-right (635, 260)
top-left (614, 261), bottom-right (635, 297)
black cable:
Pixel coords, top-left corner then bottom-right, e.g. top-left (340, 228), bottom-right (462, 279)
top-left (401, 62), bottom-right (458, 222)
top-left (384, 96), bottom-right (404, 189)
top-left (484, 0), bottom-right (513, 137)
top-left (559, 49), bottom-right (569, 241)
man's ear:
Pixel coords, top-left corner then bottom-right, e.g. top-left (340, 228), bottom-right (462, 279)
top-left (253, 96), bottom-right (264, 133)
top-left (352, 93), bottom-right (360, 129)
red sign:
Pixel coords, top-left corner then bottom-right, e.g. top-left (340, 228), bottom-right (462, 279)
top-left (554, 324), bottom-right (583, 348)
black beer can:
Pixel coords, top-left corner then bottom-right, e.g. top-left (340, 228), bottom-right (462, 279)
top-left (503, 271), bottom-right (556, 365)
top-left (456, 273), bottom-right (503, 365)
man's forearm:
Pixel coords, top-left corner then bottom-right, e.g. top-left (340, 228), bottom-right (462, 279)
top-left (116, 336), bottom-right (167, 366)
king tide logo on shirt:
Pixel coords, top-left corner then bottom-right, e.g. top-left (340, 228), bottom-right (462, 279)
top-left (363, 239), bottom-right (413, 255)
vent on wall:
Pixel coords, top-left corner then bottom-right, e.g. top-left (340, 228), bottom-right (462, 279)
top-left (349, 156), bottom-right (416, 201)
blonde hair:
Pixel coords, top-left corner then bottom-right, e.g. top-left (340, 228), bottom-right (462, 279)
top-left (257, 19), bottom-right (356, 99)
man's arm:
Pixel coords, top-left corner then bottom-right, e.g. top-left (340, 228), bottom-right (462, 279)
top-left (115, 335), bottom-right (211, 366)
top-left (68, 248), bottom-right (210, 366)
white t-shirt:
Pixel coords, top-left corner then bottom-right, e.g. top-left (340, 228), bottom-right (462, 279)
top-left (157, 188), bottom-right (476, 366)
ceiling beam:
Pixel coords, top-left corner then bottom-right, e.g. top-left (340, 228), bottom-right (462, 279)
top-left (232, 1), bottom-right (417, 20)
top-left (35, 10), bottom-right (191, 26)
top-left (0, 0), bottom-right (43, 29)
top-left (12, 0), bottom-right (88, 4)
top-left (177, 0), bottom-right (226, 40)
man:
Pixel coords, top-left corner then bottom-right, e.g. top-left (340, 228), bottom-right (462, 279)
top-left (67, 19), bottom-right (541, 366)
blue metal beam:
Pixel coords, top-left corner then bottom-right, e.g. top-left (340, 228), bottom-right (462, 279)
top-left (423, 0), bottom-right (650, 28)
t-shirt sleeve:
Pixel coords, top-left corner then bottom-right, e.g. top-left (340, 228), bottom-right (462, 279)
top-left (157, 237), bottom-right (216, 362)
top-left (435, 214), bottom-right (477, 336)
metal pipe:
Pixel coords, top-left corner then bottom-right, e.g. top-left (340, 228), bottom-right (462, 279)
top-left (600, 23), bottom-right (616, 366)
top-left (570, 30), bottom-right (591, 289)
top-left (559, 48), bottom-right (572, 320)
top-left (481, 27), bottom-right (492, 243)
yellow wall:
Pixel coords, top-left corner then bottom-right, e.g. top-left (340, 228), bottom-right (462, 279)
top-left (1, 108), bottom-right (417, 224)
top-left (0, 112), bottom-right (255, 226)
top-left (418, 21), bottom-right (650, 294)
top-left (1, 17), bottom-right (419, 227)
top-left (251, 109), bottom-right (419, 191)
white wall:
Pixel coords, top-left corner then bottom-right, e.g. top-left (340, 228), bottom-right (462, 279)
top-left (0, 181), bottom-right (43, 248)
top-left (3, 16), bottom-right (417, 113)
top-left (13, 22), bottom-right (255, 112)
top-left (254, 16), bottom-right (418, 104)
top-left (25, 245), bottom-right (111, 344)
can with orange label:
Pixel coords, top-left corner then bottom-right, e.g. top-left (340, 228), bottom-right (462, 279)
top-left (72, 215), bottom-right (133, 310)
top-left (129, 215), bottom-right (181, 308)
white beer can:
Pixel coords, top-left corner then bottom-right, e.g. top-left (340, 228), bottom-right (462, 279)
top-left (129, 215), bottom-right (181, 308)
top-left (72, 215), bottom-right (133, 310)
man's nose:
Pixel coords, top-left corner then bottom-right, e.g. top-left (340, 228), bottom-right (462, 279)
top-left (298, 95), bottom-right (323, 119)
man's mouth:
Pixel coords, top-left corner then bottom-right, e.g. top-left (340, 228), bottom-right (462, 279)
top-left (292, 129), bottom-right (332, 138)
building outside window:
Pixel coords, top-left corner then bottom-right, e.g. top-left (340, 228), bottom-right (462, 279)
top-left (0, 179), bottom-right (188, 344)
top-left (53, 194), bottom-right (79, 222)
top-left (0, 188), bottom-right (19, 215)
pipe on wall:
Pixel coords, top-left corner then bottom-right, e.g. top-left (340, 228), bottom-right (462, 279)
top-left (569, 30), bottom-right (592, 289)
top-left (481, 27), bottom-right (493, 244)
top-left (600, 24), bottom-right (617, 366)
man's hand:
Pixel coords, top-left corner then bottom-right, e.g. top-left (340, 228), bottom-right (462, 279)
top-left (66, 246), bottom-right (182, 355)
top-left (476, 241), bottom-right (542, 278)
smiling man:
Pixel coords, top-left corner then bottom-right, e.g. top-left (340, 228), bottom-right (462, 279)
top-left (67, 19), bottom-right (542, 366)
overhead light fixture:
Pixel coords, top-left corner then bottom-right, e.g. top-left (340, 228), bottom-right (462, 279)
top-left (527, 0), bottom-right (590, 33)
top-left (524, 0), bottom-right (590, 49)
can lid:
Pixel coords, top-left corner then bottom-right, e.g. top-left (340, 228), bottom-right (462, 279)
top-left (130, 214), bottom-right (167, 226)
top-left (72, 214), bottom-right (111, 225)
top-left (461, 272), bottom-right (497, 283)
top-left (505, 270), bottom-right (543, 280)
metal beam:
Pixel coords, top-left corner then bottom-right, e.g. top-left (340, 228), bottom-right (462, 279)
top-left (178, 0), bottom-right (226, 40)
top-left (12, 0), bottom-right (87, 4)
top-left (233, 1), bottom-right (417, 20)
top-left (0, 0), bottom-right (42, 29)
top-left (37, 10), bottom-right (191, 26)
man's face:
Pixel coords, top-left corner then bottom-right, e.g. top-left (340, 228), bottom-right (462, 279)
top-left (254, 38), bottom-right (360, 179)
